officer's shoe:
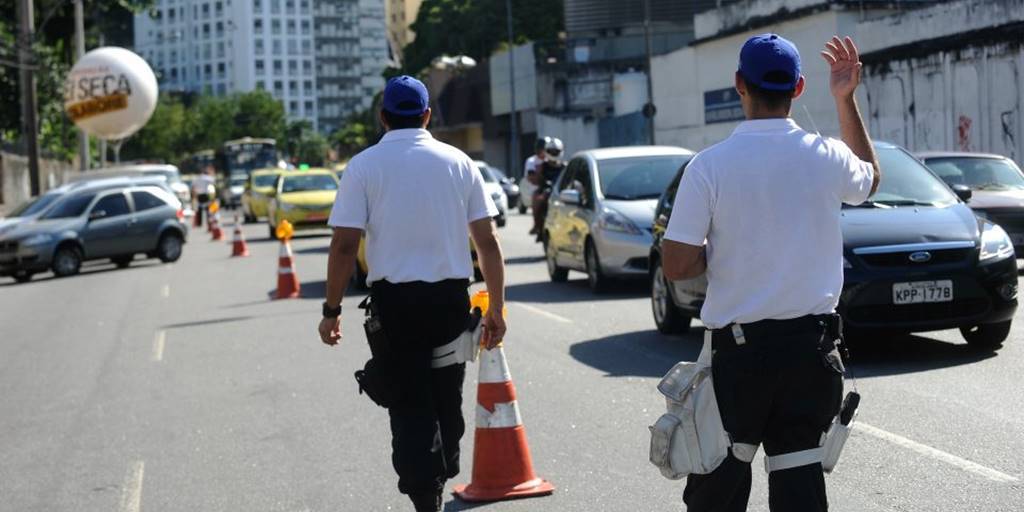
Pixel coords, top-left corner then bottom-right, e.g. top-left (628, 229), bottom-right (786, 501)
top-left (409, 490), bottom-right (442, 512)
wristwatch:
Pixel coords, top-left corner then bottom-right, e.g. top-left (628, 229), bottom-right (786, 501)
top-left (322, 302), bottom-right (342, 318)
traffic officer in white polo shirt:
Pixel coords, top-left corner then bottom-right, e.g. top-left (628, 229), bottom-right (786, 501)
top-left (317, 75), bottom-right (507, 512)
top-left (662, 35), bottom-right (880, 511)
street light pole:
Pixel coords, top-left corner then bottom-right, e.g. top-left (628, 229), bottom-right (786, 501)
top-left (505, 0), bottom-right (519, 177)
top-left (17, 0), bottom-right (41, 195)
top-left (73, 0), bottom-right (89, 170)
top-left (643, 0), bottom-right (656, 145)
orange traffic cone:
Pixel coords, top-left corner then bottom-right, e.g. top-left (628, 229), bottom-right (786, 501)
top-left (231, 215), bottom-right (249, 257)
top-left (453, 345), bottom-right (554, 502)
top-left (210, 213), bottom-right (224, 241)
top-left (275, 238), bottom-right (300, 299)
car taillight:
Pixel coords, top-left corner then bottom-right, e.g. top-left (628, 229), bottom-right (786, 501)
top-left (176, 209), bottom-right (185, 221)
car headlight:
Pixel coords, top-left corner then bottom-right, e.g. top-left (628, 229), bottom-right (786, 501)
top-left (598, 207), bottom-right (642, 235)
top-left (21, 233), bottom-right (52, 246)
top-left (979, 222), bottom-right (1014, 262)
top-left (508, 185), bottom-right (520, 194)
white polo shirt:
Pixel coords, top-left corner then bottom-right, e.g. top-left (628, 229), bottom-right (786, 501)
top-left (524, 155), bottom-right (540, 175)
top-left (328, 128), bottom-right (498, 285)
top-left (664, 118), bottom-right (874, 329)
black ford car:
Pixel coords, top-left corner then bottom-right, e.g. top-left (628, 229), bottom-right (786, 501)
top-left (650, 142), bottom-right (1018, 349)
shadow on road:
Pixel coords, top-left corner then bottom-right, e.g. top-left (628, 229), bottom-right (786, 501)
top-left (261, 279), bottom-right (368, 302)
top-left (162, 315), bottom-right (254, 330)
top-left (504, 255), bottom-right (545, 265)
top-left (570, 328), bottom-right (1000, 379)
top-left (569, 328), bottom-right (702, 378)
top-left (295, 245), bottom-right (330, 254)
top-left (0, 259), bottom-right (162, 287)
top-left (506, 279), bottom-right (648, 304)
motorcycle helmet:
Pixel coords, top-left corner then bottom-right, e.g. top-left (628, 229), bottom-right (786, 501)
top-left (544, 137), bottom-right (564, 160)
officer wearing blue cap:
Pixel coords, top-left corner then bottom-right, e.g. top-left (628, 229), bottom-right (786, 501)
top-left (662, 35), bottom-right (880, 511)
top-left (318, 75), bottom-right (506, 512)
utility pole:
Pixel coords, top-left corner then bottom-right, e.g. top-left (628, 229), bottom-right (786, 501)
top-left (74, 0), bottom-right (89, 170)
top-left (642, 0), bottom-right (656, 145)
top-left (18, 0), bottom-right (41, 196)
top-left (505, 0), bottom-right (519, 177)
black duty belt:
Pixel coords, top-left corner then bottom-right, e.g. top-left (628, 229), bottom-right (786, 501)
top-left (709, 314), bottom-right (842, 351)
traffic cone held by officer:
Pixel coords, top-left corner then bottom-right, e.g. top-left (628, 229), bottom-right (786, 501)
top-left (317, 75), bottom-right (511, 512)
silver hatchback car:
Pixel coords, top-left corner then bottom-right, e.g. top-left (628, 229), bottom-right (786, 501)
top-left (544, 146), bottom-right (694, 292)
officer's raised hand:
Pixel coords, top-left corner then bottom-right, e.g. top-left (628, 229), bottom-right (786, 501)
top-left (821, 36), bottom-right (862, 99)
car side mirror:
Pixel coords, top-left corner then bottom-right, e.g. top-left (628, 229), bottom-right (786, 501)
top-left (89, 210), bottom-right (107, 221)
top-left (952, 184), bottom-right (972, 202)
top-left (559, 189), bottom-right (581, 206)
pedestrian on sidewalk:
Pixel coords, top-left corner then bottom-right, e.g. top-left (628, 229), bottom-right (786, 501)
top-left (317, 75), bottom-right (508, 512)
top-left (661, 34), bottom-right (881, 511)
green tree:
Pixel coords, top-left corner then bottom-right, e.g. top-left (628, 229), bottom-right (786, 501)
top-left (294, 131), bottom-right (329, 167)
top-left (400, 0), bottom-right (564, 74)
top-left (331, 107), bottom-right (380, 160)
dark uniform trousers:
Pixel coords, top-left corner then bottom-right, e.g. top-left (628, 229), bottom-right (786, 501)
top-left (371, 279), bottom-right (471, 496)
top-left (684, 317), bottom-right (844, 512)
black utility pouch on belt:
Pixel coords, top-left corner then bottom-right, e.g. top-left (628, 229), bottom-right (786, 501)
top-left (817, 314), bottom-right (847, 375)
top-left (354, 296), bottom-right (399, 408)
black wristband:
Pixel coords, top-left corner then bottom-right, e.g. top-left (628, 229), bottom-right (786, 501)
top-left (322, 302), bottom-right (342, 318)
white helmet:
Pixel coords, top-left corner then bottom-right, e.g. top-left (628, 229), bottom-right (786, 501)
top-left (544, 137), bottom-right (564, 160)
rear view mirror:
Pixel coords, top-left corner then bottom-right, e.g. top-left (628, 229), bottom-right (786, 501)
top-left (88, 210), bottom-right (107, 221)
top-left (559, 189), bottom-right (581, 206)
top-left (952, 184), bottom-right (973, 202)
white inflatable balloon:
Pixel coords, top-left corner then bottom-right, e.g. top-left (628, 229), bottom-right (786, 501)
top-left (63, 47), bottom-right (158, 141)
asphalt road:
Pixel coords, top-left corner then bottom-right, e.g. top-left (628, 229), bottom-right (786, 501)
top-left (1, 212), bottom-right (1023, 511)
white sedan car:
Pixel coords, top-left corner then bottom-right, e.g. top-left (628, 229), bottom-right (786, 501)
top-left (474, 161), bottom-right (508, 227)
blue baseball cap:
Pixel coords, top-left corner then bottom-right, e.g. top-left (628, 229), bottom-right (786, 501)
top-left (382, 75), bottom-right (429, 116)
top-left (738, 34), bottom-right (801, 91)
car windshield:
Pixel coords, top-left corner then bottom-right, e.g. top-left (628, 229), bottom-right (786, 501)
top-left (477, 165), bottom-right (498, 183)
top-left (43, 193), bottom-right (96, 219)
top-left (8, 192), bottom-right (62, 217)
top-left (849, 148), bottom-right (957, 208)
top-left (254, 174), bottom-right (278, 187)
top-left (925, 157), bottom-right (1024, 191)
top-left (281, 174), bottom-right (337, 193)
top-left (599, 155), bottom-right (692, 200)
top-left (230, 175), bottom-right (248, 186)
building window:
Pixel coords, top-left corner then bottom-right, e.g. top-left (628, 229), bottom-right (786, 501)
top-left (273, 80), bottom-right (283, 96)
top-left (285, 0), bottom-right (294, 13)
top-left (273, 60), bottom-right (283, 75)
top-left (300, 20), bottom-right (310, 35)
top-left (202, 3), bottom-right (209, 17)
top-left (289, 101), bottom-right (298, 113)
top-left (287, 39), bottom-right (297, 55)
top-left (302, 60), bottom-right (311, 75)
top-left (217, 83), bottom-right (227, 96)
top-left (303, 80), bottom-right (312, 95)
top-left (301, 40), bottom-right (310, 55)
top-left (271, 19), bottom-right (280, 35)
top-left (255, 40), bottom-right (264, 55)
top-left (287, 20), bottom-right (295, 35)
top-left (217, 41), bottom-right (225, 58)
top-left (272, 40), bottom-right (282, 55)
top-left (255, 60), bottom-right (265, 74)
top-left (254, 0), bottom-right (262, 11)
top-left (217, 62), bottom-right (226, 78)
top-left (270, 0), bottom-right (280, 14)
top-left (254, 19), bottom-right (262, 34)
top-left (299, 0), bottom-right (309, 12)
top-left (202, 23), bottom-right (210, 39)
top-left (304, 100), bottom-right (313, 113)
top-left (216, 21), bottom-right (224, 37)
top-left (215, 1), bottom-right (223, 16)
top-left (256, 81), bottom-right (265, 90)
top-left (289, 80), bottom-right (297, 93)
top-left (204, 64), bottom-right (212, 77)
top-left (288, 60), bottom-right (297, 73)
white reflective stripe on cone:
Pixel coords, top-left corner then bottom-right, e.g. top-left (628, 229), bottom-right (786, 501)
top-left (478, 347), bottom-right (512, 384)
top-left (278, 267), bottom-right (293, 274)
top-left (476, 401), bottom-right (523, 429)
top-left (278, 242), bottom-right (293, 258)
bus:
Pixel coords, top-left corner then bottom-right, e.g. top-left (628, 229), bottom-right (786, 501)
top-left (217, 137), bottom-right (279, 178)
top-left (180, 149), bottom-right (216, 176)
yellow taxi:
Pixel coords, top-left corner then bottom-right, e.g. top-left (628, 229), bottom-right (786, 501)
top-left (353, 237), bottom-right (482, 289)
top-left (241, 168), bottom-right (284, 222)
top-left (266, 168), bottom-right (339, 239)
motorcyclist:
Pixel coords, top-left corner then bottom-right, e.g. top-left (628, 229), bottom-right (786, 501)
top-left (528, 137), bottom-right (566, 242)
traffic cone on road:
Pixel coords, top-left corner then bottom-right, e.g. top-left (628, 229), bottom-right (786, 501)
top-left (453, 311), bottom-right (554, 502)
top-left (210, 212), bottom-right (224, 241)
top-left (275, 221), bottom-right (300, 299)
top-left (230, 215), bottom-right (249, 257)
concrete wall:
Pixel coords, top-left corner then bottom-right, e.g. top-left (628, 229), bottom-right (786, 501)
top-left (653, 9), bottom-right (871, 151)
top-left (536, 114), bottom-right (601, 159)
top-left (0, 153), bottom-right (76, 215)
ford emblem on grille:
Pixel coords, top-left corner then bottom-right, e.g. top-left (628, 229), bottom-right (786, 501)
top-left (909, 251), bottom-right (932, 263)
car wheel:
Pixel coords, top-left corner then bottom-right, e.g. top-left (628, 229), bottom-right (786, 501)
top-left (518, 204), bottom-right (528, 214)
top-left (112, 255), bottom-right (133, 269)
top-left (585, 240), bottom-right (609, 293)
top-left (652, 260), bottom-right (691, 334)
top-left (156, 233), bottom-right (184, 263)
top-left (13, 271), bottom-right (33, 283)
top-left (960, 321), bottom-right (1011, 349)
top-left (52, 244), bottom-right (83, 277)
top-left (496, 215), bottom-right (507, 228)
top-left (268, 224), bottom-right (279, 240)
top-left (546, 233), bottom-right (569, 282)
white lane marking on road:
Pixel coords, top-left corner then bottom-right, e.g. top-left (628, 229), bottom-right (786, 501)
top-left (152, 330), bottom-right (166, 362)
top-left (857, 422), bottom-right (1018, 483)
top-left (160, 284), bottom-right (170, 298)
top-left (512, 302), bottom-right (572, 324)
top-left (119, 460), bottom-right (145, 512)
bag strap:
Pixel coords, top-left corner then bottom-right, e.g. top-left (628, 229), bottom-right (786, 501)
top-left (697, 330), bottom-right (713, 367)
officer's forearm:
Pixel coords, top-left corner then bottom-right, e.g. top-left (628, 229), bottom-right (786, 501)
top-left (662, 240), bottom-right (706, 281)
top-left (470, 219), bottom-right (506, 308)
top-left (325, 228), bottom-right (361, 308)
top-left (836, 95), bottom-right (881, 195)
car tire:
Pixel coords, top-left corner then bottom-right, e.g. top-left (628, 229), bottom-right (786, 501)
top-left (112, 255), bottom-right (133, 269)
top-left (651, 260), bottom-right (691, 334)
top-left (52, 244), bottom-right (83, 278)
top-left (585, 240), bottom-right (609, 293)
top-left (496, 215), bottom-right (507, 228)
top-left (518, 204), bottom-right (528, 214)
top-left (156, 233), bottom-right (184, 263)
top-left (13, 271), bottom-right (33, 283)
top-left (960, 321), bottom-right (1011, 349)
top-left (268, 224), bottom-right (279, 240)
top-left (546, 233), bottom-right (569, 283)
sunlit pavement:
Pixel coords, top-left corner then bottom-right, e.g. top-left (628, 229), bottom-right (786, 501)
top-left (1, 213), bottom-right (1022, 511)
